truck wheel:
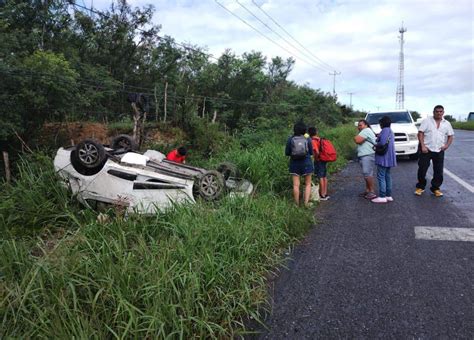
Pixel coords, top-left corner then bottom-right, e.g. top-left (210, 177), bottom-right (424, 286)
top-left (111, 134), bottom-right (138, 152)
top-left (70, 139), bottom-right (107, 175)
top-left (216, 162), bottom-right (240, 180)
top-left (196, 170), bottom-right (225, 201)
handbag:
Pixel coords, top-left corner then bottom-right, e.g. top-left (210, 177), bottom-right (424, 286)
top-left (373, 136), bottom-right (390, 156)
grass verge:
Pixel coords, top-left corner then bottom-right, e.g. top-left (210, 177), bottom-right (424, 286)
top-left (452, 121), bottom-right (474, 131)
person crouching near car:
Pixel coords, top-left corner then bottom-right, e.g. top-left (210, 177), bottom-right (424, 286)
top-left (285, 121), bottom-right (314, 207)
top-left (354, 119), bottom-right (377, 200)
top-left (372, 116), bottom-right (397, 204)
top-left (166, 146), bottom-right (187, 164)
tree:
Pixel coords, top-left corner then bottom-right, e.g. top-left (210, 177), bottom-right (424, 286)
top-left (411, 110), bottom-right (421, 121)
top-left (444, 115), bottom-right (456, 123)
top-left (0, 51), bottom-right (80, 141)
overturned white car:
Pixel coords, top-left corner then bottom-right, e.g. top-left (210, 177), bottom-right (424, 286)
top-left (54, 135), bottom-right (253, 213)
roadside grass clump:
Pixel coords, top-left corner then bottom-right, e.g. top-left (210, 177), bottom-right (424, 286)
top-left (452, 121), bottom-right (474, 131)
top-left (0, 153), bottom-right (80, 237)
top-left (218, 142), bottom-right (289, 194)
top-left (1, 194), bottom-right (313, 338)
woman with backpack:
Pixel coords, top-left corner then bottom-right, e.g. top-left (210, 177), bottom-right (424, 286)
top-left (371, 116), bottom-right (397, 203)
top-left (285, 122), bottom-right (314, 207)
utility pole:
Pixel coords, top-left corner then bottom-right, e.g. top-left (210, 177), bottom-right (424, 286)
top-left (329, 70), bottom-right (341, 96)
top-left (396, 22), bottom-right (407, 109)
top-left (348, 92), bottom-right (354, 109)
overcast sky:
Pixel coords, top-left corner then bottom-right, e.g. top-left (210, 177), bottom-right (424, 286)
top-left (96, 0), bottom-right (473, 120)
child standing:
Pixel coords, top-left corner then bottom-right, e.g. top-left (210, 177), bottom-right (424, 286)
top-left (309, 127), bottom-right (329, 200)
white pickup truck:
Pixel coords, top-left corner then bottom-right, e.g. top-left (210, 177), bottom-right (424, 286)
top-left (365, 110), bottom-right (419, 159)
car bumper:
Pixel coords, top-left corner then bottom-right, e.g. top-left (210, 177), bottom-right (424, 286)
top-left (395, 141), bottom-right (419, 156)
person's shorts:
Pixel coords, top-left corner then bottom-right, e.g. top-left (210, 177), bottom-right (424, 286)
top-left (359, 154), bottom-right (375, 177)
top-left (314, 161), bottom-right (328, 178)
top-left (289, 158), bottom-right (314, 176)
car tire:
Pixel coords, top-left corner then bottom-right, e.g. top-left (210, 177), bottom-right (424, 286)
top-left (70, 139), bottom-right (107, 176)
top-left (216, 162), bottom-right (240, 180)
top-left (409, 152), bottom-right (419, 161)
top-left (196, 170), bottom-right (225, 201)
top-left (111, 134), bottom-right (138, 152)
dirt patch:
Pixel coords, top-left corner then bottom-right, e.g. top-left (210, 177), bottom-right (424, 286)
top-left (39, 122), bottom-right (110, 147)
top-left (37, 122), bottom-right (185, 150)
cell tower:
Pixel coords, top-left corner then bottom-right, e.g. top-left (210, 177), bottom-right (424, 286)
top-left (396, 23), bottom-right (407, 109)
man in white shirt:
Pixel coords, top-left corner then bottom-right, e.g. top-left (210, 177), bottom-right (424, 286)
top-left (415, 105), bottom-right (454, 197)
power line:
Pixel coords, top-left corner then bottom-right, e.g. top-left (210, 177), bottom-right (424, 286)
top-left (234, 0), bottom-right (332, 72)
top-left (250, 0), bottom-right (338, 72)
top-left (215, 0), bottom-right (330, 74)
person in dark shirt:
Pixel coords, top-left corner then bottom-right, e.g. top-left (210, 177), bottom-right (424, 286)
top-left (285, 122), bottom-right (314, 207)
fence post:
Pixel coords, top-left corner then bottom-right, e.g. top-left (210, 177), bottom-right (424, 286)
top-left (3, 151), bottom-right (11, 183)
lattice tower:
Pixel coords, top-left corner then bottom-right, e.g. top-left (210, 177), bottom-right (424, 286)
top-left (396, 24), bottom-right (407, 109)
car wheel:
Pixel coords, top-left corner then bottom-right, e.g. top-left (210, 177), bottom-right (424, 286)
top-left (196, 170), bottom-right (225, 201)
top-left (409, 153), bottom-right (419, 161)
top-left (216, 162), bottom-right (240, 180)
top-left (111, 134), bottom-right (138, 152)
top-left (70, 139), bottom-right (107, 175)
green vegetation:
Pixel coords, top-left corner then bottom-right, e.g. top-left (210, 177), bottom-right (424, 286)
top-left (0, 124), bottom-right (356, 338)
top-left (452, 121), bottom-right (474, 131)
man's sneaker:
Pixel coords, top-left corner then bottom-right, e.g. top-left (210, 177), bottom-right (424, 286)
top-left (385, 196), bottom-right (394, 202)
top-left (432, 189), bottom-right (443, 197)
top-left (364, 192), bottom-right (377, 200)
top-left (320, 195), bottom-right (330, 201)
top-left (414, 188), bottom-right (424, 196)
top-left (371, 197), bottom-right (387, 203)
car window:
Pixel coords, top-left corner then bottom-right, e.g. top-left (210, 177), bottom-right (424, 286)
top-left (366, 112), bottom-right (413, 125)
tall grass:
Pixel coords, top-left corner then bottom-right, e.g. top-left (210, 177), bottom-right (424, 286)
top-left (0, 124), bottom-right (356, 337)
top-left (452, 121), bottom-right (474, 131)
top-left (0, 153), bottom-right (80, 238)
top-left (1, 195), bottom-right (313, 337)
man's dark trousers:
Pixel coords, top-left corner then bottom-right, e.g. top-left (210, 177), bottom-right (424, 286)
top-left (416, 150), bottom-right (444, 192)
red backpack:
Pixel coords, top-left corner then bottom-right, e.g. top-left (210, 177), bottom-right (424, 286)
top-left (318, 138), bottom-right (337, 162)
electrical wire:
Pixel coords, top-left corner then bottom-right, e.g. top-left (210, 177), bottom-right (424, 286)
top-left (234, 0), bottom-right (332, 72)
top-left (250, 0), bottom-right (338, 72)
top-left (215, 0), bottom-right (330, 74)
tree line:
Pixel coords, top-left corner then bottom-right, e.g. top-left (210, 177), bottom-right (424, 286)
top-left (0, 0), bottom-right (360, 151)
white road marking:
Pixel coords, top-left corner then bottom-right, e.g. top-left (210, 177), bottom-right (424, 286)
top-left (444, 168), bottom-right (474, 193)
top-left (415, 227), bottom-right (474, 242)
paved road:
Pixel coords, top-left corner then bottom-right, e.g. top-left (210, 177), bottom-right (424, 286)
top-left (250, 130), bottom-right (474, 339)
top-left (441, 129), bottom-right (474, 222)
